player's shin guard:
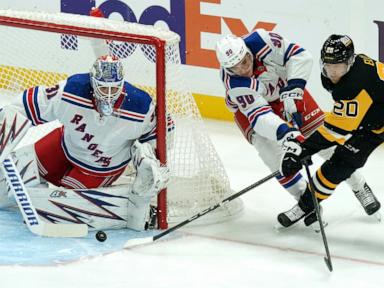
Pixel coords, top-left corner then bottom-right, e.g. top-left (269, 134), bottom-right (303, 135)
top-left (0, 144), bottom-right (41, 208)
top-left (276, 172), bottom-right (306, 201)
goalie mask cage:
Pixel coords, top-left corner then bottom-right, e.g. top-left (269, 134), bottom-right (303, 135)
top-left (0, 10), bottom-right (243, 229)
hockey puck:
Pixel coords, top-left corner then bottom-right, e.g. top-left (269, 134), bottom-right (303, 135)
top-left (96, 231), bottom-right (107, 242)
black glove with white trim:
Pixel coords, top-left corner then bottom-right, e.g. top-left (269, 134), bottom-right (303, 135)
top-left (280, 138), bottom-right (305, 177)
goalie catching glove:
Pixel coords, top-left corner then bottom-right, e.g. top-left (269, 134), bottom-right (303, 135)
top-left (279, 85), bottom-right (305, 127)
top-left (130, 140), bottom-right (170, 198)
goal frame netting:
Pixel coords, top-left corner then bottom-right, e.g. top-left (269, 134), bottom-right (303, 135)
top-left (0, 9), bottom-right (243, 230)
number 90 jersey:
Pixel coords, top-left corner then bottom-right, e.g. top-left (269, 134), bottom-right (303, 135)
top-left (220, 29), bottom-right (313, 141)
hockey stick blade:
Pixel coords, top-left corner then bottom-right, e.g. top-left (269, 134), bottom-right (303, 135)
top-left (324, 257), bottom-right (333, 272)
top-left (123, 171), bottom-right (279, 248)
top-left (32, 222), bottom-right (88, 238)
top-left (123, 236), bottom-right (154, 248)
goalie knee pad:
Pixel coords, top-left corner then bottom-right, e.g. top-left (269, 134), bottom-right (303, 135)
top-left (11, 144), bottom-right (41, 187)
top-left (0, 107), bottom-right (31, 163)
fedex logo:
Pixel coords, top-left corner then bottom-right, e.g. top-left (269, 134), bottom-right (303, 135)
top-left (61, 0), bottom-right (276, 69)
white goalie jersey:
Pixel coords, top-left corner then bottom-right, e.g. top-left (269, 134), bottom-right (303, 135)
top-left (8, 73), bottom-right (174, 176)
top-left (220, 29), bottom-right (313, 141)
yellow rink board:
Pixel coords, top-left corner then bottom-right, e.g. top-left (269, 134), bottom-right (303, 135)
top-left (0, 65), bottom-right (233, 121)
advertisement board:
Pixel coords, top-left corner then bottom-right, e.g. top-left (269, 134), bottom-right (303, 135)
top-left (1, 0), bottom-right (384, 119)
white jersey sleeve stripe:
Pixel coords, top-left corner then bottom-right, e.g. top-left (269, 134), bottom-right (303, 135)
top-left (61, 176), bottom-right (87, 189)
top-left (116, 109), bottom-right (146, 119)
top-left (248, 106), bottom-right (273, 128)
top-left (22, 87), bottom-right (46, 125)
top-left (251, 78), bottom-right (258, 90)
top-left (283, 43), bottom-right (305, 65)
top-left (223, 71), bottom-right (231, 90)
top-left (225, 96), bottom-right (238, 112)
top-left (256, 45), bottom-right (272, 61)
top-left (62, 92), bottom-right (94, 109)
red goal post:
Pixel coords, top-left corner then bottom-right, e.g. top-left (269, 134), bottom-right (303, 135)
top-left (0, 10), bottom-right (243, 229)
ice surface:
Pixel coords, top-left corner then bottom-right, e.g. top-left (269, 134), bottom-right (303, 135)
top-left (0, 119), bottom-right (383, 288)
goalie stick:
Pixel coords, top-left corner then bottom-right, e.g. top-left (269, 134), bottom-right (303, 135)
top-left (123, 170), bottom-right (279, 248)
top-left (2, 157), bottom-right (88, 237)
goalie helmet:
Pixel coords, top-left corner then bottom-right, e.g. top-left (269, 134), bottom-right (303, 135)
top-left (215, 35), bottom-right (252, 69)
top-left (320, 34), bottom-right (354, 66)
top-left (90, 55), bottom-right (124, 116)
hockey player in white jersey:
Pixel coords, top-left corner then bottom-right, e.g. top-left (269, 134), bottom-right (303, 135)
top-left (215, 30), bottom-right (377, 226)
top-left (0, 55), bottom-right (172, 231)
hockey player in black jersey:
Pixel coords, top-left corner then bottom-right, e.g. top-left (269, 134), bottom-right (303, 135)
top-left (278, 34), bottom-right (383, 227)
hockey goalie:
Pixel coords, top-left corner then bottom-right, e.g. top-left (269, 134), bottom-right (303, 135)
top-left (0, 54), bottom-right (172, 232)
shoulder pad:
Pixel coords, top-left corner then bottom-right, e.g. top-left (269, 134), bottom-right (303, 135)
top-left (63, 73), bottom-right (92, 100)
top-left (120, 82), bottom-right (153, 114)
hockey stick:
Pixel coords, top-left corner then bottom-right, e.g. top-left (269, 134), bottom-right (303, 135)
top-left (2, 157), bottom-right (88, 237)
top-left (124, 170), bottom-right (280, 248)
top-left (302, 158), bottom-right (333, 272)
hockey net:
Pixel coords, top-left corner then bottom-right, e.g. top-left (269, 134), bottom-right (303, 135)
top-left (0, 10), bottom-right (243, 228)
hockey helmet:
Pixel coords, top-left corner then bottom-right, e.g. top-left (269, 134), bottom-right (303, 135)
top-left (215, 35), bottom-right (252, 69)
top-left (90, 55), bottom-right (124, 116)
top-left (321, 34), bottom-right (354, 64)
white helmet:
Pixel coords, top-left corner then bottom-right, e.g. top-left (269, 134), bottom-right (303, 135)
top-left (215, 35), bottom-right (251, 68)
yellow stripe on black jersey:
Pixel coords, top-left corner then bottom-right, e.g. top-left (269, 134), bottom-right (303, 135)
top-left (324, 89), bottom-right (373, 134)
top-left (316, 124), bottom-right (346, 145)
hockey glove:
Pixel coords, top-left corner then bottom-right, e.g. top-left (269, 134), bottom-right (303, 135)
top-left (279, 136), bottom-right (305, 177)
top-left (280, 86), bottom-right (305, 127)
top-left (131, 140), bottom-right (170, 199)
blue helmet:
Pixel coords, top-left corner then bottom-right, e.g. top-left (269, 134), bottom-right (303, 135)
top-left (90, 55), bottom-right (124, 116)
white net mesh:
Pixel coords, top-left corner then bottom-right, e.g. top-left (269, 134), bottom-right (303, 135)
top-left (0, 10), bottom-right (243, 225)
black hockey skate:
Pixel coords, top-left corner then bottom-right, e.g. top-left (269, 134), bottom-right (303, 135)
top-left (303, 206), bottom-right (328, 232)
top-left (144, 205), bottom-right (157, 230)
top-left (277, 186), bottom-right (316, 228)
top-left (277, 203), bottom-right (308, 227)
top-left (353, 183), bottom-right (381, 216)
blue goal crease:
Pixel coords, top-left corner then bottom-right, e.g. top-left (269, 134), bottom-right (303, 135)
top-left (0, 209), bottom-right (156, 266)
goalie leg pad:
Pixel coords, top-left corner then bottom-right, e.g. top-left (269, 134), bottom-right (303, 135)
top-left (12, 144), bottom-right (41, 187)
top-left (28, 184), bottom-right (132, 230)
top-left (131, 140), bottom-right (170, 198)
top-left (0, 144), bottom-right (40, 208)
top-left (126, 195), bottom-right (153, 231)
top-left (126, 141), bottom-right (170, 231)
top-left (0, 107), bottom-right (31, 163)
